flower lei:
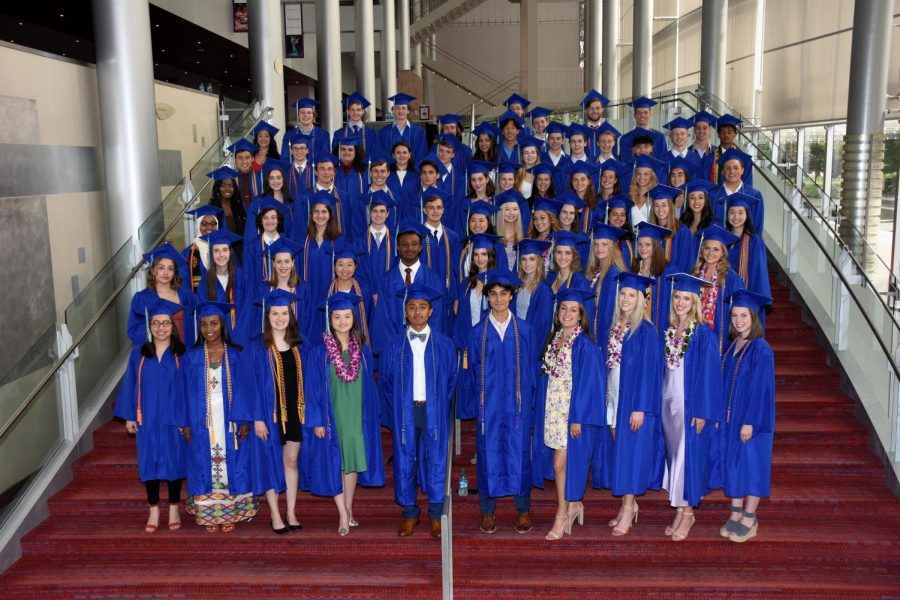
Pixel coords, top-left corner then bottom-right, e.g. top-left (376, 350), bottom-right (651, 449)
top-left (542, 326), bottom-right (581, 378)
top-left (699, 264), bottom-right (720, 324)
top-left (322, 333), bottom-right (362, 382)
top-left (606, 321), bottom-right (631, 370)
top-left (664, 321), bottom-right (696, 371)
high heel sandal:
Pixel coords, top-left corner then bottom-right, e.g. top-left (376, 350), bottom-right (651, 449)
top-left (728, 511), bottom-right (758, 543)
top-left (545, 514), bottom-right (569, 541)
top-left (611, 502), bottom-right (638, 537)
top-left (665, 507), bottom-right (684, 536)
top-left (565, 502), bottom-right (584, 535)
top-left (672, 513), bottom-right (695, 541)
top-left (720, 506), bottom-right (744, 538)
top-left (608, 505), bottom-right (624, 528)
top-left (145, 507), bottom-right (160, 533)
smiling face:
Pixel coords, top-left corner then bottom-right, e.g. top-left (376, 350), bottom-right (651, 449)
top-left (535, 174), bottom-right (552, 194)
top-left (669, 127), bottom-right (689, 150)
top-left (470, 172), bottom-right (488, 195)
top-left (291, 143), bottom-right (309, 163)
top-left (273, 252), bottom-right (294, 281)
top-left (672, 290), bottom-right (695, 319)
top-left (598, 132), bottom-right (616, 154)
top-left (261, 209), bottom-right (279, 234)
top-left (600, 170), bottom-right (617, 191)
top-left (334, 257), bottom-right (356, 281)
top-left (405, 299), bottom-right (433, 330)
top-left (571, 173), bottom-right (590, 195)
top-left (316, 161), bottom-right (335, 186)
top-left (652, 199), bottom-right (671, 224)
top-left (153, 258), bottom-right (176, 287)
top-left (669, 168), bottom-right (687, 188)
top-left (487, 285), bottom-right (513, 313)
top-left (559, 205), bottom-right (577, 228)
top-left (608, 207), bottom-right (627, 228)
top-left (212, 244), bottom-right (231, 269)
top-left (393, 103), bottom-right (409, 122)
top-left (502, 121), bottom-right (520, 143)
top-left (547, 132), bottom-right (564, 152)
top-left (268, 305), bottom-right (290, 333)
top-left (311, 204), bottom-right (330, 228)
top-left (398, 232), bottom-right (422, 262)
top-left (498, 173), bottom-right (515, 191)
top-left (298, 107), bottom-right (315, 127)
top-left (728, 206), bottom-right (748, 229)
top-left (339, 144), bottom-right (356, 165)
top-left (370, 163), bottom-right (389, 186)
top-left (634, 167), bottom-right (653, 187)
top-left (472, 247), bottom-right (490, 271)
top-left (558, 301), bottom-right (582, 331)
top-left (718, 125), bottom-right (737, 146)
top-left (522, 147), bottom-right (539, 166)
top-left (392, 144), bottom-right (411, 169)
top-left (149, 313), bottom-right (174, 343)
top-left (688, 191), bottom-right (707, 214)
top-left (477, 134), bottom-right (493, 152)
top-left (198, 215), bottom-right (219, 236)
top-left (330, 308), bottom-right (355, 334)
top-left (618, 287), bottom-right (639, 315)
top-left (532, 116), bottom-right (548, 134)
top-left (701, 240), bottom-right (725, 266)
top-left (532, 210), bottom-right (551, 233)
top-left (200, 315), bottom-right (223, 345)
top-left (520, 253), bottom-right (539, 276)
top-left (731, 306), bottom-right (752, 337)
top-left (694, 120), bottom-right (710, 142)
top-left (554, 245), bottom-right (574, 271)
top-left (235, 150), bottom-right (253, 173)
top-left (501, 201), bottom-right (520, 224)
top-left (593, 238), bottom-right (611, 261)
top-left (347, 102), bottom-right (365, 122)
top-left (468, 213), bottom-right (489, 234)
top-left (634, 107), bottom-right (651, 128)
top-left (256, 130), bottom-right (271, 148)
top-left (637, 236), bottom-right (654, 260)
top-left (569, 134), bottom-right (586, 156)
top-left (723, 159), bottom-right (744, 185)
top-left (424, 198), bottom-right (444, 225)
top-left (369, 204), bottom-right (388, 226)
top-left (268, 169), bottom-right (284, 192)
top-left (586, 100), bottom-right (604, 122)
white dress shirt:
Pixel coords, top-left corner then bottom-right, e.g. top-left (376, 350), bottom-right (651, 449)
top-left (409, 325), bottom-right (431, 402)
top-left (489, 311), bottom-right (512, 341)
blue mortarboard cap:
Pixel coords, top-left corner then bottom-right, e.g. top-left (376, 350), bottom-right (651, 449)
top-left (717, 114), bottom-right (743, 129)
top-left (422, 186), bottom-right (449, 202)
top-left (206, 166), bottom-right (240, 181)
top-left (467, 201), bottom-right (500, 218)
top-left (201, 229), bottom-right (242, 247)
top-left (286, 132), bottom-right (313, 147)
top-left (398, 280), bottom-right (444, 303)
top-left (328, 245), bottom-right (366, 262)
top-left (468, 160), bottom-right (494, 176)
top-left (313, 153), bottom-right (340, 166)
top-left (337, 135), bottom-right (363, 147)
top-left (519, 136), bottom-right (543, 150)
top-left (467, 233), bottom-right (502, 250)
top-left (343, 91), bottom-right (371, 109)
top-left (617, 271), bottom-right (656, 293)
top-left (566, 123), bottom-right (590, 139)
top-left (629, 127), bottom-right (655, 143)
top-left (186, 204), bottom-right (224, 219)
top-left (682, 179), bottom-right (716, 194)
top-left (143, 242), bottom-right (187, 267)
top-left (724, 192), bottom-right (760, 215)
top-left (533, 196), bottom-right (564, 216)
top-left (667, 273), bottom-right (712, 296)
top-left (557, 191), bottom-right (587, 210)
top-left (591, 222), bottom-right (627, 241)
top-left (527, 106), bottom-right (553, 120)
top-left (528, 163), bottom-right (554, 177)
top-left (472, 122), bottom-right (500, 137)
top-left (516, 238), bottom-right (552, 256)
top-left (648, 184), bottom-right (682, 201)
top-left (256, 196), bottom-right (288, 215)
top-left (606, 194), bottom-right (635, 212)
top-left (417, 151), bottom-right (446, 173)
top-left (481, 267), bottom-right (524, 287)
top-left (716, 147), bottom-right (753, 168)
top-left (264, 288), bottom-right (301, 308)
top-left (196, 301), bottom-right (234, 320)
top-left (566, 161), bottom-right (598, 177)
top-left (599, 159), bottom-right (628, 177)
top-left (267, 237), bottom-right (304, 258)
top-left (634, 154), bottom-right (665, 171)
top-left (595, 122), bottom-right (622, 138)
top-left (699, 224), bottom-right (740, 247)
top-left (634, 222), bottom-right (672, 242)
top-left (308, 190), bottom-right (337, 211)
top-left (435, 133), bottom-right (460, 149)
top-left (262, 158), bottom-right (291, 175)
top-left (320, 291), bottom-right (364, 313)
top-left (552, 230), bottom-right (588, 248)
top-left (667, 156), bottom-right (697, 176)
top-left (503, 93), bottom-right (531, 109)
top-left (728, 288), bottom-right (772, 313)
top-left (554, 287), bottom-right (595, 306)
top-left (252, 121), bottom-right (280, 137)
top-left (388, 92), bottom-right (416, 106)
top-left (495, 189), bottom-right (527, 206)
top-left (367, 150), bottom-right (396, 166)
top-left (438, 113), bottom-right (464, 126)
top-left (291, 97), bottom-right (319, 110)
top-left (227, 139), bottom-right (258, 155)
top-left (628, 96), bottom-right (658, 109)
top-left (497, 161), bottom-right (520, 175)
top-left (581, 89), bottom-right (610, 108)
top-left (369, 189), bottom-right (395, 208)
top-left (497, 110), bottom-right (525, 127)
top-left (545, 122), bottom-right (569, 136)
top-left (663, 117), bottom-right (694, 131)
top-left (692, 110), bottom-right (717, 126)
top-left (146, 297), bottom-right (183, 318)
top-left (396, 218), bottom-right (428, 238)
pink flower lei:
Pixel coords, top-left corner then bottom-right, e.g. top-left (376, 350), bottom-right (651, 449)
top-left (606, 321), bottom-right (631, 370)
top-left (323, 333), bottom-right (362, 382)
top-left (542, 326), bottom-right (581, 378)
top-left (664, 320), bottom-right (696, 371)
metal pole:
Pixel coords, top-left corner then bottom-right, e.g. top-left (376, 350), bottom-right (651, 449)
top-left (586, 0), bottom-right (602, 92)
top-left (399, 0), bottom-right (411, 70)
top-left (840, 0), bottom-right (892, 270)
top-left (823, 125), bottom-right (835, 217)
top-left (248, 0), bottom-right (286, 130)
top-left (700, 0), bottom-right (727, 101)
top-left (356, 0), bottom-right (377, 121)
top-left (91, 0), bottom-right (162, 252)
top-left (632, 0), bottom-right (653, 98)
top-left (383, 0), bottom-right (398, 109)
top-left (317, 0), bottom-right (344, 133)
top-left (602, 0), bottom-right (619, 104)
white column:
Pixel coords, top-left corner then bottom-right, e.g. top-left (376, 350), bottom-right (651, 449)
top-left (356, 0), bottom-right (377, 121)
top-left (316, 0), bottom-right (344, 133)
top-left (248, 0), bottom-right (286, 130)
top-left (383, 0), bottom-right (398, 108)
top-left (632, 0), bottom-right (653, 97)
top-left (399, 0), bottom-right (411, 70)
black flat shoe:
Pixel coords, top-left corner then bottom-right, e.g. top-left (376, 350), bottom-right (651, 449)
top-left (288, 523), bottom-right (303, 531)
top-left (272, 524), bottom-right (290, 535)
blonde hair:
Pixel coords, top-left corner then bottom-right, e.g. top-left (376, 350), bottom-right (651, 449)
top-left (517, 253), bottom-right (546, 293)
top-left (498, 202), bottom-right (525, 245)
top-left (667, 290), bottom-right (706, 328)
top-left (692, 240), bottom-right (731, 283)
top-left (585, 238), bottom-right (627, 280)
top-left (629, 168), bottom-right (658, 201)
top-left (612, 287), bottom-right (651, 338)
top-left (649, 197), bottom-right (681, 232)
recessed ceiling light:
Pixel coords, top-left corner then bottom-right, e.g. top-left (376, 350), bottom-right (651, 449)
top-left (59, 13), bottom-right (64, 17)
top-left (74, 39), bottom-right (79, 43)
top-left (197, 41), bottom-right (202, 45)
top-left (196, 60), bottom-right (200, 64)
top-left (161, 49), bottom-right (166, 53)
top-left (155, 23), bottom-right (159, 27)
top-left (17, 22), bottom-right (22, 26)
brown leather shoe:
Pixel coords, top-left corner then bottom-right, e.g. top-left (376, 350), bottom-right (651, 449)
top-left (515, 511), bottom-right (533, 534)
top-left (431, 519), bottom-right (441, 538)
top-left (479, 513), bottom-right (497, 534)
top-left (397, 518), bottom-right (419, 537)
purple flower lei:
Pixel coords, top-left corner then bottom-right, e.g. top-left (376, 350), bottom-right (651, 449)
top-left (323, 333), bottom-right (362, 382)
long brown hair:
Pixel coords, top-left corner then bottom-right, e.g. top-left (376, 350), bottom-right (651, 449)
top-left (147, 258), bottom-right (184, 291)
top-left (585, 239), bottom-right (626, 280)
top-left (329, 310), bottom-right (364, 350)
top-left (263, 306), bottom-right (303, 347)
top-left (542, 303), bottom-right (592, 357)
top-left (631, 238), bottom-right (669, 277)
top-left (307, 203), bottom-right (342, 240)
top-left (466, 247), bottom-right (497, 292)
top-left (728, 308), bottom-right (763, 341)
top-left (527, 211), bottom-right (561, 239)
top-left (205, 247), bottom-right (237, 301)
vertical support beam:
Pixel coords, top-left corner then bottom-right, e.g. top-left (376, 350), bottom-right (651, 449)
top-left (602, 0), bottom-right (619, 104)
top-left (751, 0), bottom-right (765, 124)
top-left (795, 127), bottom-right (806, 194)
top-left (92, 0), bottom-right (162, 252)
top-left (412, 0), bottom-right (422, 76)
top-left (248, 0), bottom-right (286, 131)
top-left (632, 0), bottom-right (653, 98)
top-left (383, 0), bottom-right (398, 109)
top-left (427, 34), bottom-right (438, 108)
top-left (520, 0), bottom-right (539, 96)
top-left (356, 0), bottom-right (377, 121)
top-left (823, 125), bottom-right (835, 217)
top-left (700, 0), bottom-right (728, 101)
top-left (316, 0), bottom-right (343, 133)
top-left (585, 0), bottom-right (602, 92)
top-left (399, 0), bottom-right (411, 70)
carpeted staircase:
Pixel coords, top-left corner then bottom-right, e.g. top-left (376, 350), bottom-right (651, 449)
top-left (1, 273), bottom-right (898, 598)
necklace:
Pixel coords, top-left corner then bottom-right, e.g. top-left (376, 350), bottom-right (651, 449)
top-left (323, 334), bottom-right (362, 382)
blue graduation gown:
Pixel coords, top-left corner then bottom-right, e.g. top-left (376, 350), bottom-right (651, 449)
top-left (515, 281), bottom-right (554, 360)
top-left (378, 123), bottom-right (428, 165)
top-left (387, 170), bottom-right (421, 221)
top-left (181, 242), bottom-right (206, 296)
top-left (438, 168), bottom-right (468, 216)
top-left (610, 321), bottom-right (663, 496)
top-left (533, 333), bottom-right (606, 501)
top-left (235, 170), bottom-right (264, 209)
top-left (729, 233), bottom-right (771, 305)
top-left (721, 338), bottom-right (775, 498)
top-left (664, 226), bottom-right (697, 274)
top-left (619, 237), bottom-right (636, 268)
top-left (452, 281), bottom-right (489, 350)
top-left (352, 189), bottom-right (401, 243)
top-left (176, 345), bottom-right (251, 497)
top-left (127, 288), bottom-right (197, 348)
top-left (586, 266), bottom-right (622, 344)
top-left (421, 226), bottom-right (462, 296)
top-left (280, 126), bottom-right (331, 165)
top-left (301, 342), bottom-right (385, 496)
top-left (381, 330), bottom-right (458, 507)
top-left (335, 168), bottom-right (370, 242)
top-left (460, 316), bottom-right (537, 498)
top-left (360, 228), bottom-right (394, 285)
top-left (243, 197), bottom-right (295, 243)
top-left (371, 262), bottom-right (449, 358)
top-left (698, 147), bottom-right (754, 187)
top-left (333, 123), bottom-right (380, 156)
top-left (546, 271), bottom-right (590, 292)
top-left (285, 162), bottom-right (315, 201)
top-left (197, 267), bottom-right (251, 346)
top-left (643, 267), bottom-right (675, 342)
top-left (399, 186), bottom-right (428, 223)
top-left (665, 324), bottom-right (723, 505)
top-left (114, 347), bottom-right (187, 482)
top-left (299, 236), bottom-right (343, 306)
top-left (618, 128), bottom-right (668, 162)
top-left (242, 234), bottom-right (279, 289)
top-left (711, 184), bottom-right (765, 235)
top-left (705, 270), bottom-right (746, 355)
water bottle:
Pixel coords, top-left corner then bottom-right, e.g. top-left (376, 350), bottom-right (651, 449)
top-left (458, 470), bottom-right (468, 497)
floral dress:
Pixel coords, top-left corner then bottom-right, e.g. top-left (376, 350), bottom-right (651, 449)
top-left (542, 329), bottom-right (576, 449)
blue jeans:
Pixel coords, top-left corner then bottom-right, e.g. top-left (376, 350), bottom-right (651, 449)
top-left (402, 502), bottom-right (444, 520)
top-left (479, 491), bottom-right (531, 515)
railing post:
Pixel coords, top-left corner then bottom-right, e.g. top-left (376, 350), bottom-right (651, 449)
top-left (823, 125), bottom-right (835, 218)
top-left (834, 249), bottom-right (863, 351)
top-left (55, 324), bottom-right (80, 442)
top-left (785, 187), bottom-right (803, 274)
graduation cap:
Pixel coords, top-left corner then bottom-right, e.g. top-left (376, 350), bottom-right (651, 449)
top-left (466, 233), bottom-right (502, 250)
top-left (533, 196), bottom-right (564, 216)
top-left (256, 196), bottom-right (289, 216)
top-left (494, 189), bottom-right (527, 206)
top-left (616, 271), bottom-right (656, 294)
top-left (545, 121), bottom-right (569, 136)
top-left (206, 166), bottom-right (240, 181)
top-left (634, 154), bottom-right (664, 170)
top-left (313, 152), bottom-right (340, 166)
top-left (186, 204), bottom-right (224, 220)
top-left (667, 156), bottom-right (697, 177)
top-left (367, 150), bottom-right (396, 167)
top-left (480, 267), bottom-right (523, 288)
top-left (503, 93), bottom-right (531, 110)
top-left (336, 135), bottom-right (364, 148)
top-left (143, 242), bottom-right (187, 267)
top-left (552, 230), bottom-right (588, 248)
top-left (595, 122), bottom-right (622, 138)
top-left (398, 280), bottom-right (443, 305)
top-left (648, 184), bottom-right (682, 202)
top-left (319, 291), bottom-right (364, 337)
top-left (227, 139), bottom-right (258, 155)
top-left (468, 160), bottom-right (494, 176)
top-left (566, 123), bottom-right (590, 139)
top-left (388, 92), bottom-right (416, 107)
top-left (628, 96), bottom-right (658, 110)
top-left (698, 224), bottom-right (739, 247)
top-left (308, 190), bottom-right (338, 212)
top-left (605, 194), bottom-right (635, 213)
top-left (421, 186), bottom-right (448, 203)
top-left (682, 179), bottom-right (716, 195)
top-left (196, 301), bottom-right (235, 321)
top-left (435, 133), bottom-right (460, 150)
top-left (438, 113), bottom-right (464, 126)
top-left (557, 191), bottom-right (587, 210)
top-left (692, 110), bottom-right (717, 126)
top-left (628, 127), bottom-right (656, 146)
top-left (472, 122), bottom-right (500, 137)
top-left (342, 91), bottom-right (371, 109)
top-left (262, 158), bottom-right (291, 176)
top-left (201, 229), bottom-right (242, 248)
top-left (716, 148), bottom-right (753, 171)
top-left (566, 161), bottom-right (599, 178)
top-left (667, 273), bottom-right (712, 296)
top-left (252, 121), bottom-right (280, 137)
top-left (723, 192), bottom-right (760, 226)
top-left (634, 222), bottom-right (672, 242)
top-left (519, 136), bottom-right (543, 150)
top-left (554, 287), bottom-right (595, 306)
top-left (516, 238), bottom-right (552, 256)
top-left (368, 189), bottom-right (395, 209)
top-left (267, 236), bottom-right (304, 259)
top-left (496, 161), bottom-right (520, 175)
top-left (497, 110), bottom-right (525, 128)
top-left (528, 163), bottom-right (554, 177)
top-left (467, 201), bottom-right (500, 219)
top-left (591, 222), bottom-right (627, 241)
top-left (396, 218), bottom-right (428, 240)
top-left (327, 244), bottom-right (366, 264)
top-left (527, 106), bottom-right (553, 121)
top-left (286, 132), bottom-right (313, 148)
top-left (727, 288), bottom-right (772, 314)
top-left (717, 114), bottom-right (743, 130)
top-left (291, 98), bottom-right (319, 110)
top-left (581, 89), bottom-right (610, 108)
top-left (417, 152), bottom-right (448, 176)
top-left (599, 159), bottom-right (628, 177)
top-left (663, 117), bottom-right (694, 131)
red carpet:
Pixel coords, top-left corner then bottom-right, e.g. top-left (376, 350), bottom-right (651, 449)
top-left (1, 274), bottom-right (899, 597)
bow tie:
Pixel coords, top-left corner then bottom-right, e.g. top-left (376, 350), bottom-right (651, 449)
top-left (408, 331), bottom-right (427, 342)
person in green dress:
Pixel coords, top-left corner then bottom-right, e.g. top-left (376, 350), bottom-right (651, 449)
top-left (304, 291), bottom-right (385, 535)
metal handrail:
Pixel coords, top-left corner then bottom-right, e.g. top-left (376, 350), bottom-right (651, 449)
top-left (0, 105), bottom-right (274, 442)
top-left (440, 394), bottom-right (457, 599)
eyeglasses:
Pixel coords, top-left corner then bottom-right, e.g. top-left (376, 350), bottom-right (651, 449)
top-left (150, 320), bottom-right (173, 328)
top-left (200, 220), bottom-right (218, 227)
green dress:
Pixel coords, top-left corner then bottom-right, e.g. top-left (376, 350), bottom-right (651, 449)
top-left (330, 349), bottom-right (367, 473)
